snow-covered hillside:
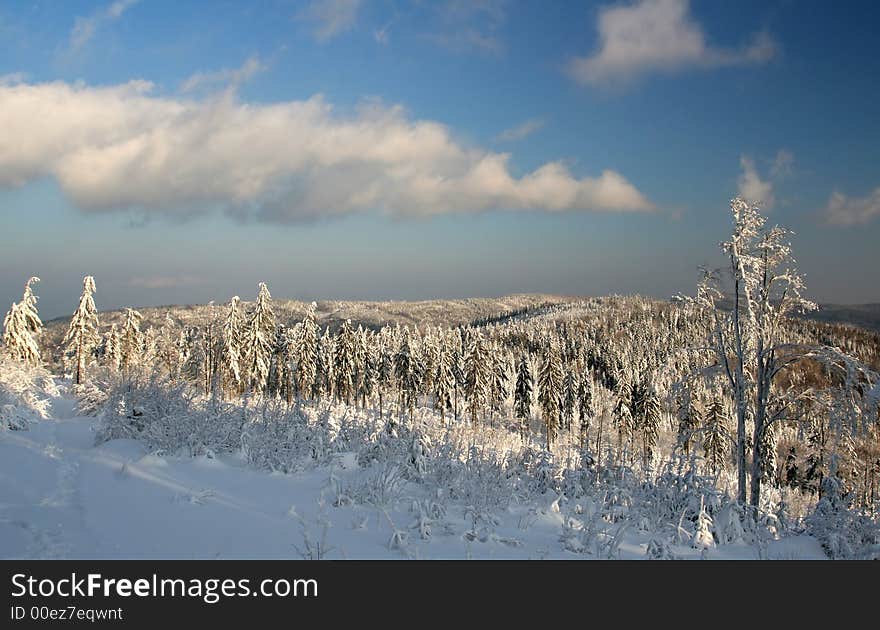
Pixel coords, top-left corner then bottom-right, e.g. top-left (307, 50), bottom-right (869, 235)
top-left (0, 378), bottom-right (833, 560)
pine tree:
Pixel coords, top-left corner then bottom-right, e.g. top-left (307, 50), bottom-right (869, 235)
top-left (243, 282), bottom-right (275, 393)
top-left (294, 302), bottom-right (319, 399)
top-left (314, 327), bottom-right (334, 400)
top-left (488, 344), bottom-right (510, 420)
top-left (562, 368), bottom-right (577, 435)
top-left (120, 308), bottom-right (143, 377)
top-left (463, 331), bottom-right (489, 427)
top-left (104, 323), bottom-right (122, 372)
top-left (434, 341), bottom-right (455, 424)
top-left (395, 330), bottom-right (421, 421)
top-left (359, 336), bottom-right (378, 409)
top-left (514, 354), bottom-right (533, 442)
top-left (676, 386), bottom-right (701, 455)
top-left (537, 337), bottom-right (563, 450)
top-left (62, 276), bottom-right (100, 385)
top-left (640, 382), bottom-right (662, 471)
top-left (702, 396), bottom-right (730, 476)
top-left (218, 296), bottom-right (243, 396)
top-left (577, 373), bottom-right (593, 449)
top-left (158, 312), bottom-right (180, 377)
top-left (376, 344), bottom-right (394, 420)
top-left (2, 277), bottom-right (43, 366)
top-left (334, 319), bottom-right (356, 405)
top-left (612, 374), bottom-right (634, 464)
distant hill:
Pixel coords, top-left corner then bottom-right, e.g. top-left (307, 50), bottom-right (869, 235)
top-left (42, 295), bottom-right (880, 344)
top-left (801, 303), bottom-right (880, 333)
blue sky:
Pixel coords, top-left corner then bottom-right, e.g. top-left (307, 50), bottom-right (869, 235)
top-left (1, 0), bottom-right (879, 319)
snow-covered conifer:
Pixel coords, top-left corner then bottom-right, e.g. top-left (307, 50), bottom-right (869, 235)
top-left (62, 276), bottom-right (100, 384)
top-left (294, 302), bottom-right (319, 399)
top-left (2, 277), bottom-right (43, 366)
top-left (120, 308), bottom-right (144, 376)
top-left (463, 330), bottom-right (489, 427)
top-left (243, 282), bottom-right (276, 393)
top-left (514, 354), bottom-right (533, 441)
top-left (537, 336), bottom-right (563, 450)
top-left (218, 296), bottom-right (243, 396)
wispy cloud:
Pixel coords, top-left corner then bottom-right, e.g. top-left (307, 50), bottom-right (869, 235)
top-left (70, 0), bottom-right (140, 51)
top-left (180, 56), bottom-right (266, 94)
top-left (770, 148), bottom-right (794, 178)
top-left (824, 188), bottom-right (880, 226)
top-left (495, 119), bottom-right (545, 142)
top-left (298, 0), bottom-right (362, 42)
top-left (568, 0), bottom-right (776, 87)
top-left (0, 77), bottom-right (654, 223)
top-left (426, 0), bottom-right (508, 56)
top-left (737, 156), bottom-right (775, 209)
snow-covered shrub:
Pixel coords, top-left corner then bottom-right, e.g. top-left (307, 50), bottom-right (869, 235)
top-left (344, 461), bottom-right (407, 507)
top-left (0, 354), bottom-right (59, 429)
top-left (95, 374), bottom-right (244, 457)
top-left (242, 403), bottom-right (316, 472)
top-left (806, 476), bottom-right (880, 559)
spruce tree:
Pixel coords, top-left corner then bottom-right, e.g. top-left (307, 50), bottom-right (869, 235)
top-left (63, 276), bottom-right (99, 385)
top-left (433, 341), bottom-right (456, 424)
top-left (2, 277), bottom-right (43, 366)
top-left (577, 374), bottom-right (593, 449)
top-left (120, 308), bottom-right (143, 377)
top-left (334, 319), bottom-right (356, 405)
top-left (537, 337), bottom-right (563, 450)
top-left (243, 282), bottom-right (275, 393)
top-left (702, 396), bottom-right (730, 476)
top-left (218, 296), bottom-right (243, 396)
top-left (463, 330), bottom-right (489, 427)
top-left (294, 302), bottom-right (319, 399)
top-left (514, 354), bottom-right (533, 442)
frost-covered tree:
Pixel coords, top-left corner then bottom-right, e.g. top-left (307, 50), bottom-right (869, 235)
top-left (62, 276), bottom-right (99, 384)
top-left (682, 197), bottom-right (875, 506)
top-left (376, 344), bottom-right (393, 419)
top-left (294, 302), bottom-right (319, 399)
top-left (335, 319), bottom-right (356, 405)
top-left (433, 341), bottom-right (455, 424)
top-left (120, 308), bottom-right (143, 377)
top-left (359, 335), bottom-right (378, 409)
top-left (157, 312), bottom-right (182, 378)
top-left (314, 327), bottom-right (334, 400)
top-left (702, 396), bottom-right (730, 476)
top-left (218, 296), bottom-right (243, 396)
top-left (537, 337), bottom-right (563, 450)
top-left (463, 331), bottom-right (490, 427)
top-left (514, 354), bottom-right (533, 441)
top-left (394, 330), bottom-right (422, 421)
top-left (562, 368), bottom-right (577, 434)
top-left (243, 282), bottom-right (276, 393)
top-left (2, 277), bottom-right (43, 366)
top-left (577, 373), bottom-right (593, 449)
top-left (104, 323), bottom-right (122, 372)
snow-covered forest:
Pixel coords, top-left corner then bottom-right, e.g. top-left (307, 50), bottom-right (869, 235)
top-left (2, 199), bottom-right (879, 559)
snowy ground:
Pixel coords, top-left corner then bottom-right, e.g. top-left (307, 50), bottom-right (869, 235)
top-left (0, 381), bottom-right (827, 560)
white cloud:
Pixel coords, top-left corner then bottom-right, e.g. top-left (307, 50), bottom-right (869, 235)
top-left (568, 0), bottom-right (776, 87)
top-left (0, 79), bottom-right (654, 222)
top-left (495, 119), bottom-right (545, 142)
top-left (824, 188), bottom-right (880, 226)
top-left (770, 148), bottom-right (794, 178)
top-left (180, 56), bottom-right (266, 94)
top-left (70, 0), bottom-right (140, 51)
top-left (427, 0), bottom-right (507, 55)
top-left (737, 156), bottom-right (775, 209)
top-left (298, 0), bottom-right (361, 42)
